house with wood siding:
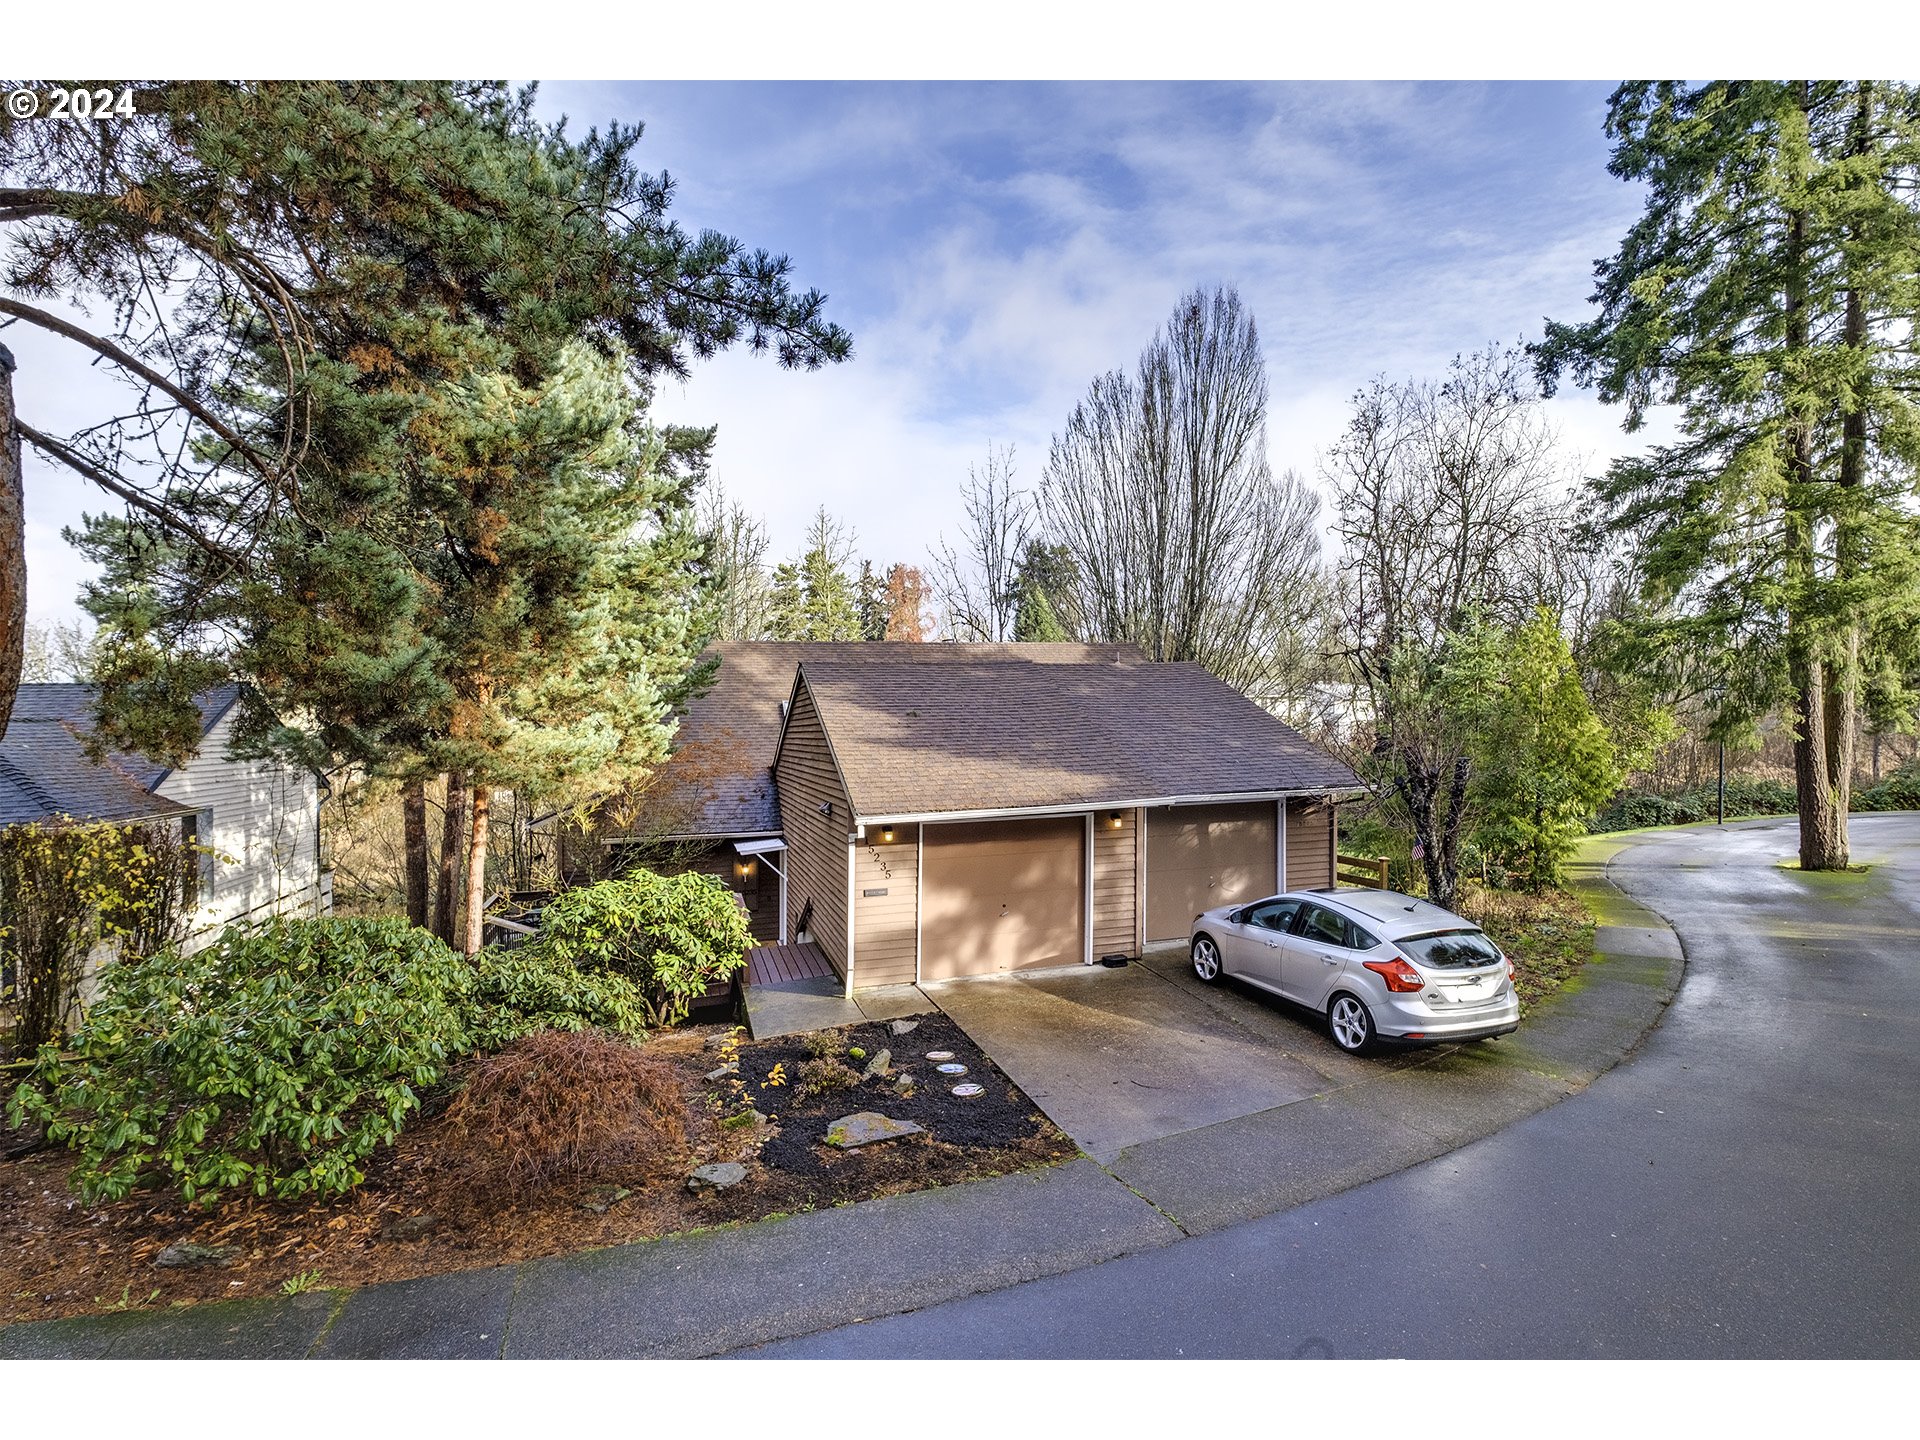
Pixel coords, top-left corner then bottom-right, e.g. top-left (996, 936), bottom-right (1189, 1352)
top-left (0, 684), bottom-right (329, 951)
top-left (589, 643), bottom-right (1360, 994)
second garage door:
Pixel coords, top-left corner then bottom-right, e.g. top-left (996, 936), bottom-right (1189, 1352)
top-left (1145, 802), bottom-right (1277, 943)
top-left (921, 816), bottom-right (1086, 980)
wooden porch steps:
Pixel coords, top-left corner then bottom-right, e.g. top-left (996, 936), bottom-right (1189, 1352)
top-left (745, 941), bottom-right (836, 988)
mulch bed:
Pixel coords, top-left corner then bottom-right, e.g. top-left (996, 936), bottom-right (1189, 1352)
top-left (0, 1013), bottom-right (1073, 1327)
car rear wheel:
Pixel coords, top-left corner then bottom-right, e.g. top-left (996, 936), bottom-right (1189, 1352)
top-left (1191, 935), bottom-right (1223, 983)
top-left (1328, 993), bottom-right (1375, 1054)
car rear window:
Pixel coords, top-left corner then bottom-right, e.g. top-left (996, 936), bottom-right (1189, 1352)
top-left (1399, 929), bottom-right (1503, 969)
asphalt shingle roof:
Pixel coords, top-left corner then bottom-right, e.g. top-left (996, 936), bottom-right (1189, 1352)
top-left (793, 659), bottom-right (1360, 818)
top-left (632, 643), bottom-right (1147, 838)
top-left (0, 684), bottom-right (238, 827)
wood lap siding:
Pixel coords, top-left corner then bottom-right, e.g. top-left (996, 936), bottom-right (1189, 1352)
top-left (1092, 809), bottom-right (1139, 959)
top-left (772, 679), bottom-right (851, 978)
top-left (853, 826), bottom-right (919, 987)
top-left (156, 708), bottom-right (324, 949)
top-left (1285, 799), bottom-right (1334, 890)
top-left (673, 846), bottom-right (782, 946)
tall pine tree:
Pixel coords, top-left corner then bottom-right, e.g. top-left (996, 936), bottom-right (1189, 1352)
top-left (1537, 81), bottom-right (1920, 869)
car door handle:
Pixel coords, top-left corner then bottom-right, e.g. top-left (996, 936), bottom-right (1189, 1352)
top-left (1319, 954), bottom-right (1339, 965)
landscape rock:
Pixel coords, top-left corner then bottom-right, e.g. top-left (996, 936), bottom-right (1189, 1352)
top-left (579, 1185), bottom-right (633, 1214)
top-left (861, 1048), bottom-right (892, 1079)
top-left (824, 1111), bottom-right (925, 1149)
top-left (704, 1029), bottom-right (744, 1052)
top-left (153, 1242), bottom-right (240, 1270)
top-left (889, 1018), bottom-right (921, 1036)
top-left (705, 1061), bottom-right (740, 1082)
top-left (687, 1162), bottom-right (749, 1192)
top-left (891, 1073), bottom-right (917, 1095)
top-left (720, 1108), bottom-right (768, 1131)
top-left (381, 1213), bottom-right (440, 1242)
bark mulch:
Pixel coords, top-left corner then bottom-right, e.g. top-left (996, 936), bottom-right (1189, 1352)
top-left (0, 1014), bottom-right (1073, 1327)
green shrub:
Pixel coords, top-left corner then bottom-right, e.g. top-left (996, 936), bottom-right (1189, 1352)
top-left (8, 918), bottom-right (469, 1206)
top-left (1591, 792), bottom-right (1705, 832)
top-left (795, 1056), bottom-right (859, 1100)
top-left (533, 869), bottom-right (752, 1027)
top-left (1590, 776), bottom-right (1798, 833)
top-left (462, 946), bottom-right (652, 1052)
top-left (1858, 762), bottom-right (1920, 813)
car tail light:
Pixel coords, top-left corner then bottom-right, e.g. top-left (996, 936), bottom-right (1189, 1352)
top-left (1363, 957), bottom-right (1425, 993)
top-left (1504, 956), bottom-right (1516, 983)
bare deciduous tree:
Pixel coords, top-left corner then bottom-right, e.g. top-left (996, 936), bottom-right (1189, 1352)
top-left (929, 442), bottom-right (1032, 642)
top-left (1037, 286), bottom-right (1326, 701)
top-left (699, 484), bottom-right (776, 642)
top-left (1323, 343), bottom-right (1579, 908)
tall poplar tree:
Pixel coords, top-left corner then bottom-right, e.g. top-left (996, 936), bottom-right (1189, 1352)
top-left (1537, 81), bottom-right (1920, 869)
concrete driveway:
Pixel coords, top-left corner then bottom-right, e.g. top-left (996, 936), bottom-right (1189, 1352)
top-left (929, 952), bottom-right (1425, 1163)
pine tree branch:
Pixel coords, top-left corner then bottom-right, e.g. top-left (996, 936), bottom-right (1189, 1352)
top-left (15, 420), bottom-right (246, 568)
top-left (0, 296), bottom-right (283, 481)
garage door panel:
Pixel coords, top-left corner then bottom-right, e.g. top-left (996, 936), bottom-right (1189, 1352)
top-left (922, 817), bottom-right (1086, 980)
top-left (1146, 803), bottom-right (1277, 943)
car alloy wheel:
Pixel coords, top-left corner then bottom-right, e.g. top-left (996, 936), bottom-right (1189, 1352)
top-left (1191, 935), bottom-right (1222, 983)
top-left (1328, 993), bottom-right (1375, 1053)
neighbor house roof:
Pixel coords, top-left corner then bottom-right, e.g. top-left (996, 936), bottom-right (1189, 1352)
top-left (0, 684), bottom-right (241, 828)
top-left (621, 642), bottom-right (1148, 839)
top-left (787, 659), bottom-right (1361, 820)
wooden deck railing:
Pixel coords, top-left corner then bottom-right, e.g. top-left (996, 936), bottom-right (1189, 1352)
top-left (1335, 852), bottom-right (1390, 890)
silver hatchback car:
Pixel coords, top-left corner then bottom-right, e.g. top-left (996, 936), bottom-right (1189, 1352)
top-left (1188, 888), bottom-right (1520, 1054)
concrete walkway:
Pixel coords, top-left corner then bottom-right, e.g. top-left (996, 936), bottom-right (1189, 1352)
top-left (0, 849), bottom-right (1682, 1359)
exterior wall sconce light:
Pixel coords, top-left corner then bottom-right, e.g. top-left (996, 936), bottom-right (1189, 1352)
top-left (736, 858), bottom-right (756, 881)
top-left (1108, 811), bottom-right (1124, 829)
top-left (881, 825), bottom-right (896, 843)
top-left (818, 801), bottom-right (833, 817)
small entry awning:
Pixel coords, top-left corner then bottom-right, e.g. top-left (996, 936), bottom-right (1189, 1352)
top-left (732, 837), bottom-right (787, 857)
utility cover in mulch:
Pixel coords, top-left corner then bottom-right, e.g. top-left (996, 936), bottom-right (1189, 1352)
top-left (729, 1013), bottom-right (1049, 1177)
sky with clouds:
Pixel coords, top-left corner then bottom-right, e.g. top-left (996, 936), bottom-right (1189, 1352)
top-left (13, 80), bottom-right (1675, 625)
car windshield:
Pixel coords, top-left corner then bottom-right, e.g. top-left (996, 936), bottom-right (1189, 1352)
top-left (1398, 929), bottom-right (1503, 970)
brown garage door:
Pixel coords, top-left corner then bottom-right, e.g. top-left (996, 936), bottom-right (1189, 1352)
top-left (921, 816), bottom-right (1086, 980)
top-left (1145, 803), bottom-right (1277, 942)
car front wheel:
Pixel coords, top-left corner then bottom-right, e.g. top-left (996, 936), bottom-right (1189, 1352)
top-left (1191, 935), bottom-right (1223, 983)
top-left (1328, 992), bottom-right (1376, 1054)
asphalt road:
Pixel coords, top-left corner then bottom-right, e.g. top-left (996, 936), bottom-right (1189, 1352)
top-left (746, 815), bottom-right (1920, 1358)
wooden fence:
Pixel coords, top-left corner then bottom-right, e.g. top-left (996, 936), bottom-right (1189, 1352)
top-left (1335, 852), bottom-right (1390, 890)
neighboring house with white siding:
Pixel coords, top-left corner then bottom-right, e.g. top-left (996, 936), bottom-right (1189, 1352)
top-left (0, 684), bottom-right (328, 949)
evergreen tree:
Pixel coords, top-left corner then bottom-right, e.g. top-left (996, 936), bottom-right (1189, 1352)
top-left (768, 508), bottom-right (861, 641)
top-left (0, 82), bottom-right (849, 736)
top-left (1012, 540), bottom-right (1079, 642)
top-left (855, 560), bottom-right (889, 642)
top-left (1459, 609), bottom-right (1623, 891)
top-left (1536, 81), bottom-right (1920, 869)
top-left (56, 83), bottom-right (850, 947)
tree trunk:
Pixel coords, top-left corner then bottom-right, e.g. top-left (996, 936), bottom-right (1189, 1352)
top-left (402, 777), bottom-right (430, 929)
top-left (1817, 82), bottom-right (1875, 851)
top-left (0, 342), bottom-right (25, 738)
top-left (463, 782), bottom-right (491, 957)
top-left (1781, 123), bottom-right (1849, 872)
top-left (433, 770), bottom-right (468, 944)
